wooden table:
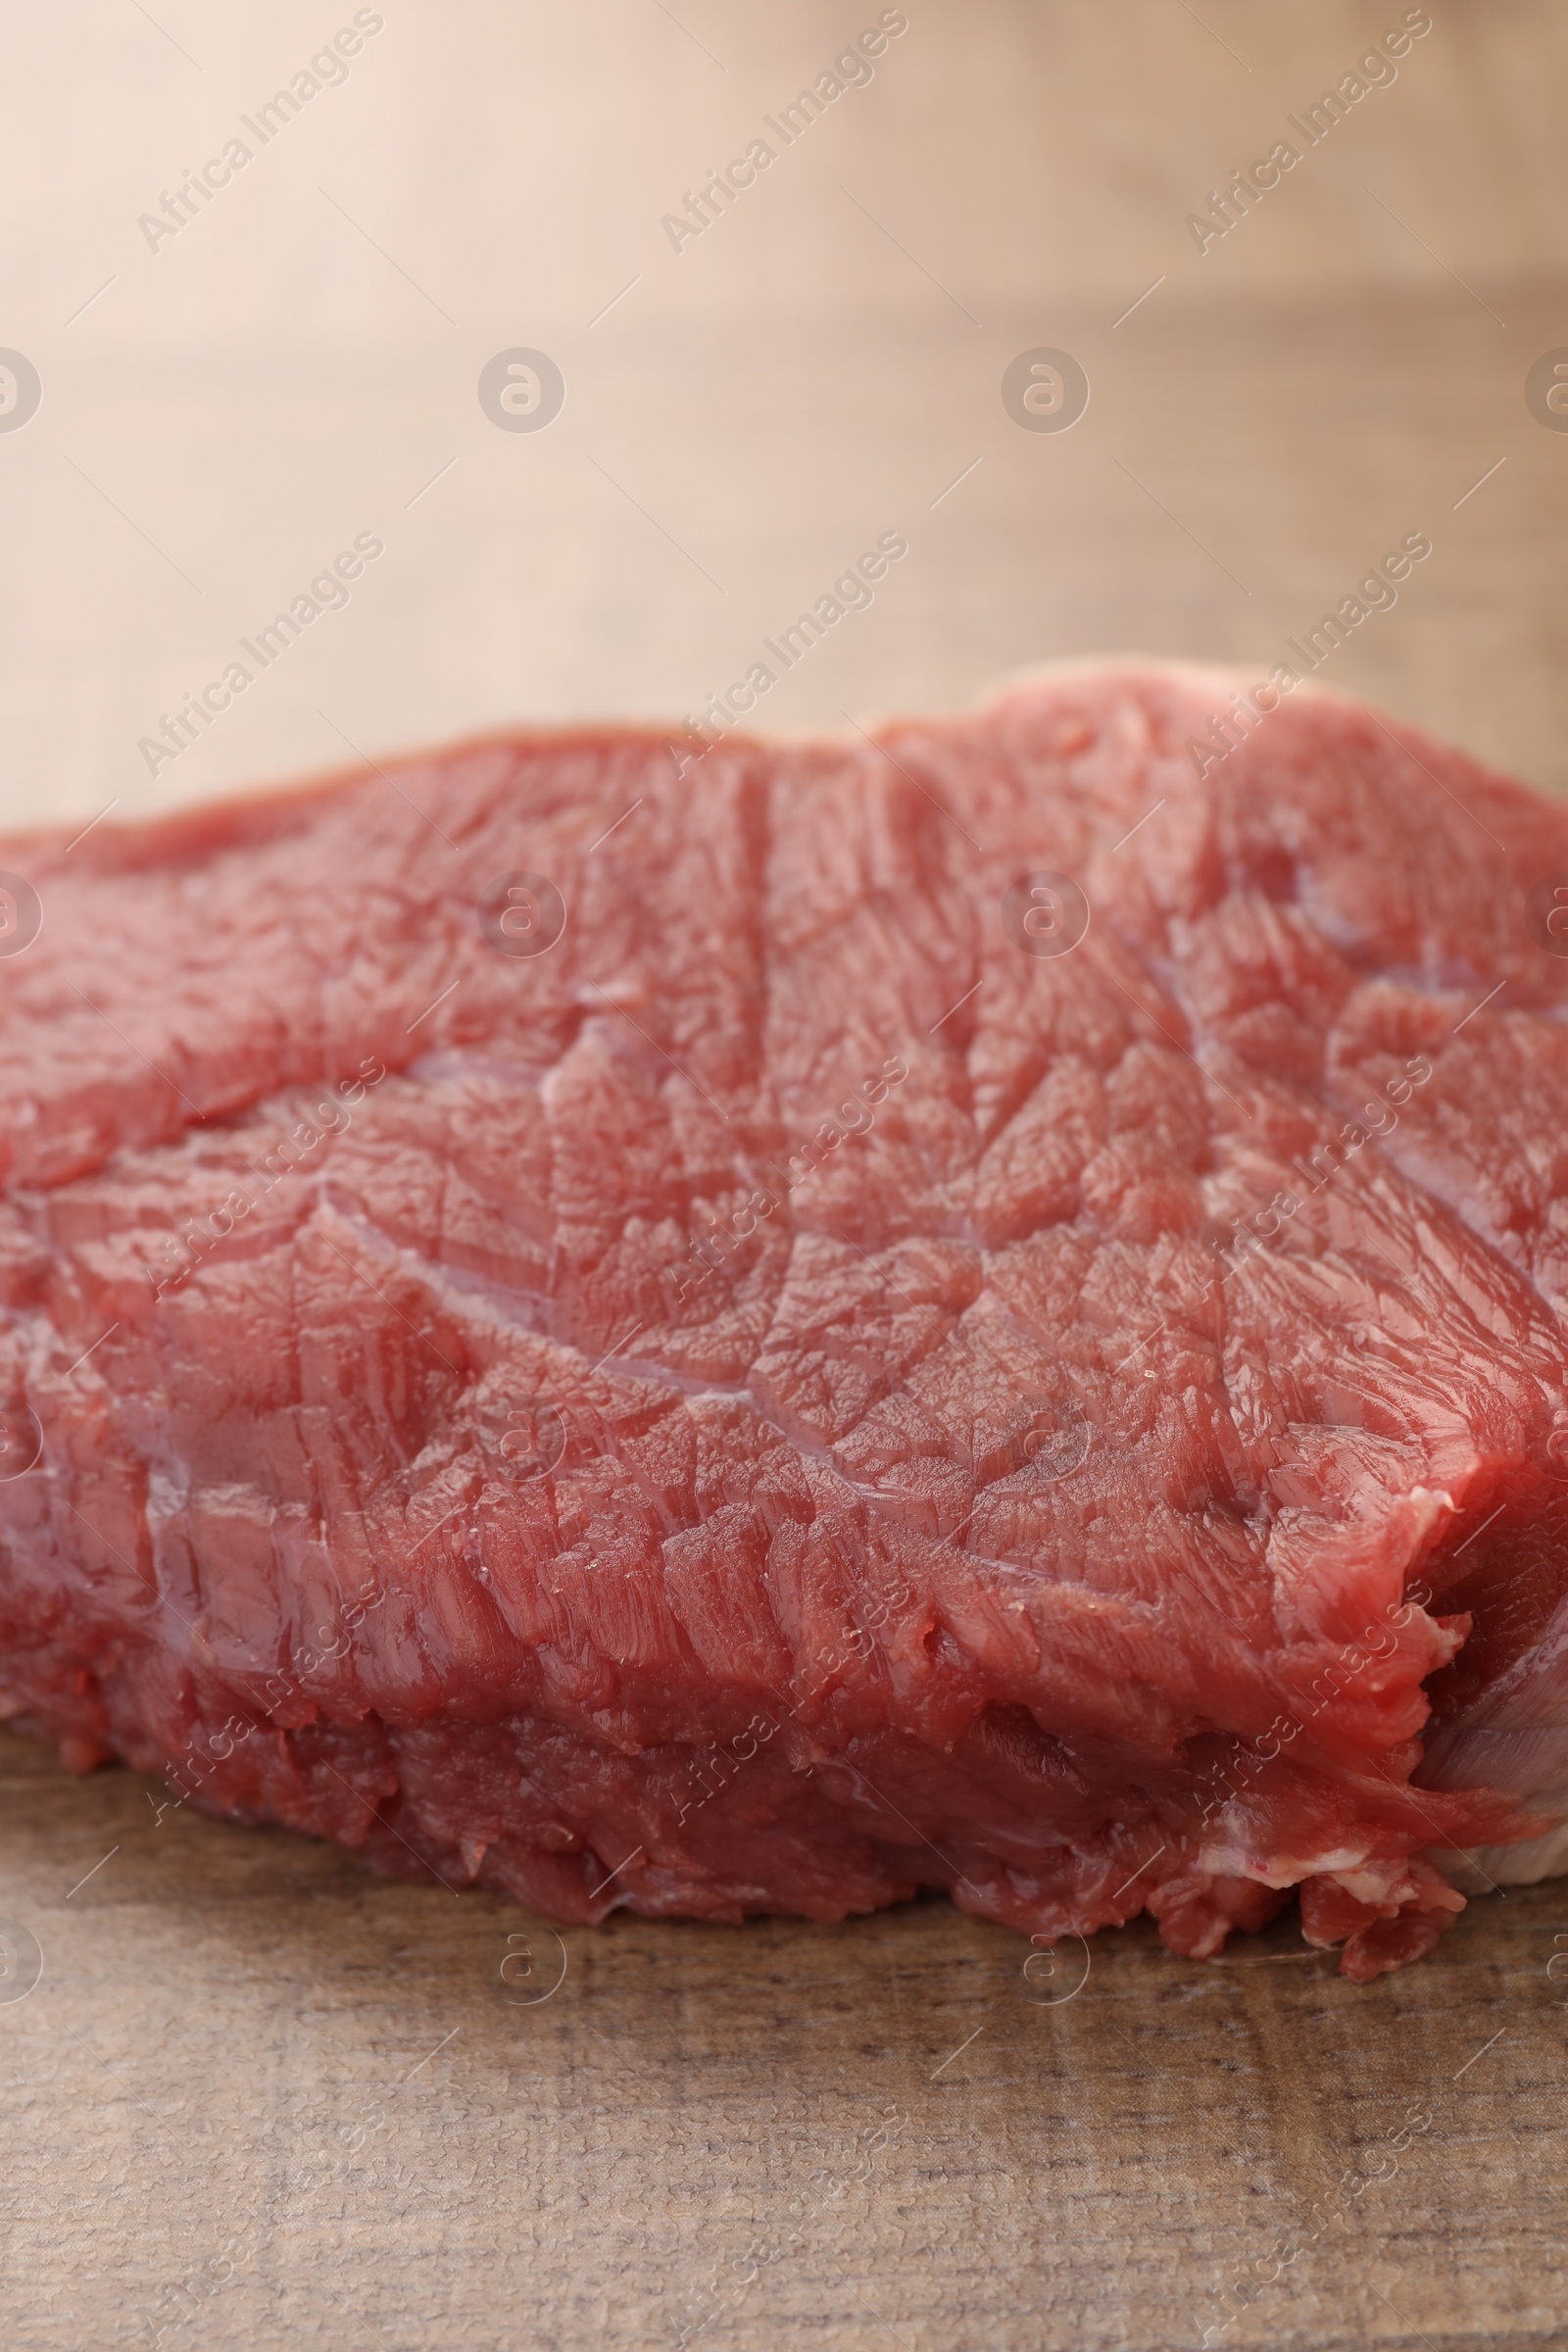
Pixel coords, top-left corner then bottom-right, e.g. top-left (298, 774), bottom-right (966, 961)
top-left (3, 4), bottom-right (1566, 2346)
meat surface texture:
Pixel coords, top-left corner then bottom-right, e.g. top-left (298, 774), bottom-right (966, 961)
top-left (3, 662), bottom-right (1567, 1982)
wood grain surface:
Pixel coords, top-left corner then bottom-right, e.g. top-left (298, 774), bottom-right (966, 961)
top-left (2, 5), bottom-right (1566, 2348)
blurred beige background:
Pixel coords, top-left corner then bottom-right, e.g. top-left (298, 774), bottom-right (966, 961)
top-left (0, 0), bottom-right (1563, 838)
top-left (5, 10), bottom-right (1568, 2352)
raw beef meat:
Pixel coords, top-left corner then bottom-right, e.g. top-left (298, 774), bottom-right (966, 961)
top-left (2, 662), bottom-right (1566, 1981)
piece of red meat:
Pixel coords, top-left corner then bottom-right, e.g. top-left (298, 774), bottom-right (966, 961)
top-left (2, 662), bottom-right (1566, 1981)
